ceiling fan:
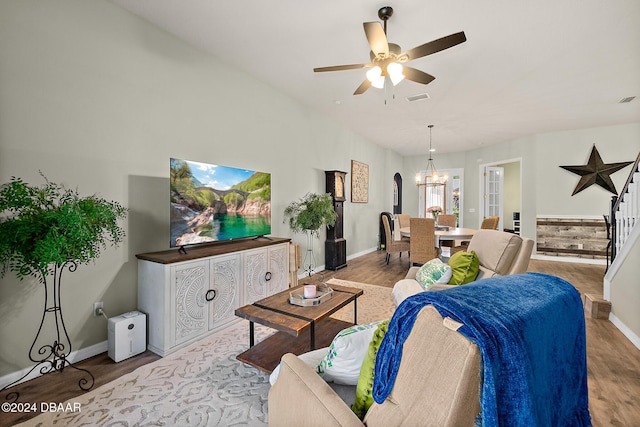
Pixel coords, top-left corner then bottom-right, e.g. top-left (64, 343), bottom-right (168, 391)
top-left (313, 6), bottom-right (467, 95)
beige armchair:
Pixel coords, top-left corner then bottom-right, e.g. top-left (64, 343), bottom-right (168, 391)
top-left (382, 215), bottom-right (410, 264)
top-left (394, 229), bottom-right (534, 305)
top-left (269, 273), bottom-right (590, 427)
top-left (268, 305), bottom-right (480, 427)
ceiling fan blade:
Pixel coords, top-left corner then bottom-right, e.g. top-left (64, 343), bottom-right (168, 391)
top-left (353, 79), bottom-right (372, 95)
top-left (314, 64), bottom-right (368, 73)
top-left (402, 31), bottom-right (467, 60)
top-left (402, 66), bottom-right (436, 85)
top-left (363, 22), bottom-right (389, 57)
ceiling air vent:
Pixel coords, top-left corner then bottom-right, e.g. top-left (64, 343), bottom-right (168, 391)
top-left (618, 96), bottom-right (636, 104)
top-left (407, 93), bottom-right (430, 102)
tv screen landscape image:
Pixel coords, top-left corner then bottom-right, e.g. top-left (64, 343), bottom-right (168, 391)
top-left (170, 158), bottom-right (271, 247)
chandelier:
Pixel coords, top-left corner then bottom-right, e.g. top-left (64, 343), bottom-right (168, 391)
top-left (416, 125), bottom-right (448, 186)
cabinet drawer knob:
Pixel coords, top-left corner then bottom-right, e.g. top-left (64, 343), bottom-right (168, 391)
top-left (264, 271), bottom-right (272, 281)
top-left (205, 289), bottom-right (217, 302)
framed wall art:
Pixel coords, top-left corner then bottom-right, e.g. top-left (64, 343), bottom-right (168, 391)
top-left (351, 160), bottom-right (369, 203)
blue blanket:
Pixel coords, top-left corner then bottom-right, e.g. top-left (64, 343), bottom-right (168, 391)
top-left (372, 273), bottom-right (592, 427)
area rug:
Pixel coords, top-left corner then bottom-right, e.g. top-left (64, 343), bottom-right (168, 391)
top-left (19, 279), bottom-right (394, 427)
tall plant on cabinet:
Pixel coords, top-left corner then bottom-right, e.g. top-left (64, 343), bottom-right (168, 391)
top-left (283, 193), bottom-right (337, 276)
top-left (0, 173), bottom-right (127, 396)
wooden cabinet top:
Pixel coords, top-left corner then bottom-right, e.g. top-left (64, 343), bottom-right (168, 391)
top-left (136, 237), bottom-right (290, 265)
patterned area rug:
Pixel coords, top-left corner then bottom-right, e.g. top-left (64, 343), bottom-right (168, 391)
top-left (19, 279), bottom-right (394, 426)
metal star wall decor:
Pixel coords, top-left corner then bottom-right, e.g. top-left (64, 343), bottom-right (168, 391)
top-left (560, 145), bottom-right (633, 196)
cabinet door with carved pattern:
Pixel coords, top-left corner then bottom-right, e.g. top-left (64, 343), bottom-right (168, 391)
top-left (243, 248), bottom-right (269, 304)
top-left (209, 253), bottom-right (241, 331)
top-left (243, 244), bottom-right (289, 304)
top-left (171, 260), bottom-right (209, 347)
top-left (266, 244), bottom-right (288, 295)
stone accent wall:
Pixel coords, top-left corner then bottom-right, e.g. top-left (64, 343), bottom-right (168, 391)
top-left (536, 217), bottom-right (609, 260)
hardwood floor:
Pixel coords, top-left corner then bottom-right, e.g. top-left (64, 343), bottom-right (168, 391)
top-left (3, 250), bottom-right (639, 426)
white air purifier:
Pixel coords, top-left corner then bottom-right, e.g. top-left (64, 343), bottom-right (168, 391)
top-left (108, 311), bottom-right (146, 363)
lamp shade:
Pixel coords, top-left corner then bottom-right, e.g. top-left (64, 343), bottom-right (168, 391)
top-left (366, 66), bottom-right (384, 89)
top-left (387, 62), bottom-right (404, 86)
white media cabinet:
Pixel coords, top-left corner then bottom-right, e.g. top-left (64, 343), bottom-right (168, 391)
top-left (136, 237), bottom-right (290, 356)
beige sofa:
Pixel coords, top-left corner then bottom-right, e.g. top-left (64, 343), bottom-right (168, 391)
top-left (393, 230), bottom-right (534, 305)
top-left (268, 305), bottom-right (481, 426)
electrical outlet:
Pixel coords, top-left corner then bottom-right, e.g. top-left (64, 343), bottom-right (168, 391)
top-left (93, 301), bottom-right (104, 317)
top-left (577, 243), bottom-right (584, 250)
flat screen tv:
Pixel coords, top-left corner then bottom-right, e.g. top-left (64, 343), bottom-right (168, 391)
top-left (170, 158), bottom-right (271, 248)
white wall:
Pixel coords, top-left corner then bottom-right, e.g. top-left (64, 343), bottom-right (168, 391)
top-left (0, 0), bottom-right (402, 377)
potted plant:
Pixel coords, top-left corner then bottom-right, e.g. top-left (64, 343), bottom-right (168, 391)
top-left (0, 173), bottom-right (127, 393)
top-left (283, 193), bottom-right (337, 276)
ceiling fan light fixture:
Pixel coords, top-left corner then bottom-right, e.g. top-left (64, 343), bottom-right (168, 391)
top-left (313, 7), bottom-right (466, 96)
top-left (387, 62), bottom-right (404, 85)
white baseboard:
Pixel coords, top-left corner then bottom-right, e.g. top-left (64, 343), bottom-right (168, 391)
top-left (0, 340), bottom-right (108, 390)
top-left (608, 313), bottom-right (640, 350)
top-left (297, 247), bottom-right (378, 279)
top-left (531, 254), bottom-right (607, 265)
top-left (347, 246), bottom-right (378, 260)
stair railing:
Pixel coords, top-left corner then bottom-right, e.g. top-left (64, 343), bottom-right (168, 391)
top-left (610, 151), bottom-right (640, 262)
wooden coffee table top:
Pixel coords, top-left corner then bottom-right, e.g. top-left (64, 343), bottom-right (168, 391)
top-left (235, 283), bottom-right (363, 337)
top-left (235, 283), bottom-right (363, 373)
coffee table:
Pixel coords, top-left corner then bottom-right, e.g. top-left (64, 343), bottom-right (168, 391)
top-left (234, 283), bottom-right (363, 373)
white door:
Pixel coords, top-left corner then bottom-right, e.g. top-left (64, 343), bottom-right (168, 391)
top-left (483, 166), bottom-right (504, 230)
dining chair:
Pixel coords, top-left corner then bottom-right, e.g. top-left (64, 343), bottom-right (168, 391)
top-left (379, 212), bottom-right (394, 250)
top-left (481, 216), bottom-right (500, 230)
top-left (397, 214), bottom-right (411, 230)
top-left (382, 215), bottom-right (410, 264)
top-left (409, 217), bottom-right (439, 266)
top-left (437, 214), bottom-right (457, 228)
top-left (436, 214), bottom-right (457, 252)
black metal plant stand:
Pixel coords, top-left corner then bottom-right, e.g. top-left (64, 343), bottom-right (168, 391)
top-left (2, 261), bottom-right (95, 401)
top-left (302, 231), bottom-right (317, 277)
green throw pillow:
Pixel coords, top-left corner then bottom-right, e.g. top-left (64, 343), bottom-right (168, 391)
top-left (415, 258), bottom-right (453, 289)
top-left (351, 319), bottom-right (390, 420)
top-left (447, 250), bottom-right (480, 285)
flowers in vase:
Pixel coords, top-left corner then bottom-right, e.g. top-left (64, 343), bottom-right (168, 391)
top-left (427, 205), bottom-right (443, 221)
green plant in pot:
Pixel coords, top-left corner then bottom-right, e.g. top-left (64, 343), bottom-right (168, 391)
top-left (283, 192), bottom-right (337, 276)
top-left (0, 173), bottom-right (127, 394)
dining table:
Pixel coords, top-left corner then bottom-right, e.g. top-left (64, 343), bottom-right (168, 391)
top-left (399, 226), bottom-right (477, 247)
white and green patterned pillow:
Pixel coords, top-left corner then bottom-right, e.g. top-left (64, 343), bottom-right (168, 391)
top-left (316, 320), bottom-right (384, 385)
top-left (415, 258), bottom-right (453, 289)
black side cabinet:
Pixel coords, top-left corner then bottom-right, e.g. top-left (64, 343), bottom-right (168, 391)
top-left (325, 170), bottom-right (347, 270)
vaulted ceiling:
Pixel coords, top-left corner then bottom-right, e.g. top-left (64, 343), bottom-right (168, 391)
top-left (113, 1), bottom-right (640, 156)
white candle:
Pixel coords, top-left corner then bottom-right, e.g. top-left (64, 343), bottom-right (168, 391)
top-left (303, 285), bottom-right (316, 299)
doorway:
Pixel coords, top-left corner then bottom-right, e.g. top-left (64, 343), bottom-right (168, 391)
top-left (479, 158), bottom-right (522, 232)
top-left (393, 173), bottom-right (402, 214)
